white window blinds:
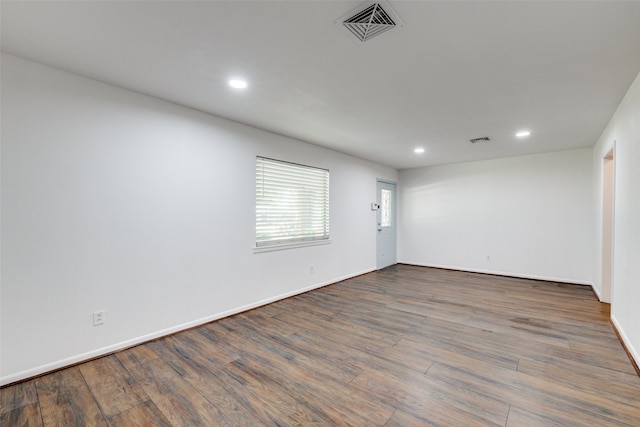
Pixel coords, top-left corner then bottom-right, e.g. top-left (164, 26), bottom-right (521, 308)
top-left (256, 157), bottom-right (330, 247)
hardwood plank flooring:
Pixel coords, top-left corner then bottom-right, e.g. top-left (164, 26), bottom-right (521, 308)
top-left (106, 401), bottom-right (172, 427)
top-left (0, 403), bottom-right (43, 427)
top-left (2, 265), bottom-right (640, 426)
top-left (79, 355), bottom-right (148, 418)
top-left (34, 367), bottom-right (106, 426)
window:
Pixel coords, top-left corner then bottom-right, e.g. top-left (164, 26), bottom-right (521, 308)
top-left (380, 188), bottom-right (392, 227)
top-left (256, 157), bottom-right (330, 247)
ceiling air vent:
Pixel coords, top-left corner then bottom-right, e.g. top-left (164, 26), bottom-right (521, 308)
top-left (342, 3), bottom-right (399, 42)
top-left (469, 137), bottom-right (491, 144)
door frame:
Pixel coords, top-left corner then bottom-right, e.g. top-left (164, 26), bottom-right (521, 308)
top-left (601, 144), bottom-right (616, 304)
top-left (376, 179), bottom-right (397, 270)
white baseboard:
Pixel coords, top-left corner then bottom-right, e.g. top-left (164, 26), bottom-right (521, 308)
top-left (610, 314), bottom-right (640, 372)
top-left (0, 268), bottom-right (375, 386)
top-left (399, 261), bottom-right (593, 286)
top-left (591, 283), bottom-right (603, 301)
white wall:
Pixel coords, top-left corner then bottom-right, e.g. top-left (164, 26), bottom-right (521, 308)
top-left (592, 71), bottom-right (640, 368)
top-left (0, 54), bottom-right (397, 385)
top-left (398, 149), bottom-right (594, 284)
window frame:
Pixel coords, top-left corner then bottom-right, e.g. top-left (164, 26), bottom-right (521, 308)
top-left (255, 157), bottom-right (330, 251)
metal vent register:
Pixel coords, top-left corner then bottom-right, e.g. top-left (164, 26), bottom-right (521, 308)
top-left (343, 3), bottom-right (397, 42)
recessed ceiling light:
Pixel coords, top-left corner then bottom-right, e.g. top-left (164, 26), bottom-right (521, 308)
top-left (229, 79), bottom-right (248, 89)
top-left (414, 147), bottom-right (425, 154)
top-left (516, 130), bottom-right (531, 138)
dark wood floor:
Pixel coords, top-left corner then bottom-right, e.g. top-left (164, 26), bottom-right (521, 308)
top-left (2, 265), bottom-right (640, 426)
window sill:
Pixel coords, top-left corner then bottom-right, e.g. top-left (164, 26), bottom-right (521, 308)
top-left (253, 239), bottom-right (331, 254)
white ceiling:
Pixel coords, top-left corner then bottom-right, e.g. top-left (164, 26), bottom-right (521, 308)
top-left (2, 1), bottom-right (640, 169)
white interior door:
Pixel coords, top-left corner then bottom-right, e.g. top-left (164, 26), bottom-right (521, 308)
top-left (376, 180), bottom-right (397, 269)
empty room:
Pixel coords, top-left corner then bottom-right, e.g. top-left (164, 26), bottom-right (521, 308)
top-left (1, 1), bottom-right (640, 426)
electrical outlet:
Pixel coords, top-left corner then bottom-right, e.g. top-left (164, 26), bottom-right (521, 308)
top-left (93, 310), bottom-right (105, 326)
